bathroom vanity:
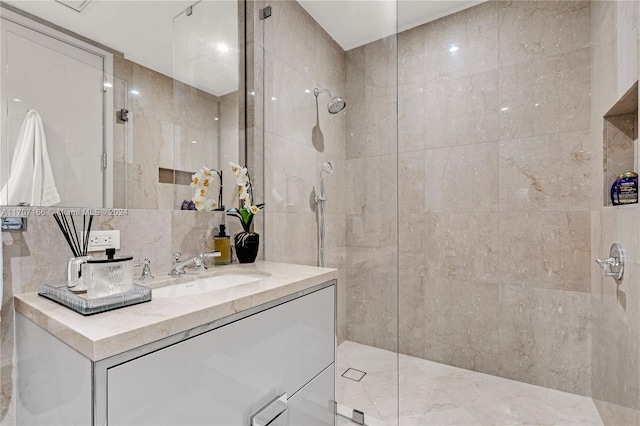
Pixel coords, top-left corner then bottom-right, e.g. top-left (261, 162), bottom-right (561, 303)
top-left (14, 261), bottom-right (337, 425)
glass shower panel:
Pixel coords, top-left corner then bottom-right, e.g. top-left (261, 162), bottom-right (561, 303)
top-left (397, 1), bottom-right (602, 424)
top-left (261, 1), bottom-right (399, 424)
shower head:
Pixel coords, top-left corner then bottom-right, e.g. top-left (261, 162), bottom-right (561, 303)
top-left (314, 88), bottom-right (346, 114)
top-left (327, 97), bottom-right (346, 114)
top-left (321, 161), bottom-right (333, 175)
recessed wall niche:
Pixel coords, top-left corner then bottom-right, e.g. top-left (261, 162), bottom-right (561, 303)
top-left (603, 81), bottom-right (639, 206)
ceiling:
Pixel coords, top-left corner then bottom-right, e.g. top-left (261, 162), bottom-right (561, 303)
top-left (298, 0), bottom-right (486, 51)
top-left (2, 0), bottom-right (483, 96)
top-left (2, 0), bottom-right (239, 97)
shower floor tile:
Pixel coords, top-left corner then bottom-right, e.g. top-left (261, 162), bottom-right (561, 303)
top-left (337, 340), bottom-right (603, 426)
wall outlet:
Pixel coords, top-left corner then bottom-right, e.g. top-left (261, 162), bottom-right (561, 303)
top-left (84, 230), bottom-right (120, 252)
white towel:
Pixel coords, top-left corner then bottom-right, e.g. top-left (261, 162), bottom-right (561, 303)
top-left (0, 110), bottom-right (60, 206)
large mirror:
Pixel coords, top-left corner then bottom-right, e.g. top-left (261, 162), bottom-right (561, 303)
top-left (0, 0), bottom-right (241, 210)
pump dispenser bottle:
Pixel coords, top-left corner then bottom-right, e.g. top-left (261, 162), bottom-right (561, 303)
top-left (214, 223), bottom-right (232, 265)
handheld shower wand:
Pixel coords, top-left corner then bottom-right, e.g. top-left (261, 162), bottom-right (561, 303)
top-left (315, 161), bottom-right (333, 204)
top-left (315, 162), bottom-right (333, 267)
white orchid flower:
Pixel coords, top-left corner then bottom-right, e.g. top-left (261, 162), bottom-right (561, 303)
top-left (193, 194), bottom-right (207, 211)
top-left (239, 185), bottom-right (250, 200)
top-left (237, 176), bottom-right (249, 187)
top-left (190, 172), bottom-right (206, 189)
top-left (229, 161), bottom-right (242, 173)
top-left (250, 205), bottom-right (260, 214)
top-left (201, 167), bottom-right (213, 176)
top-left (204, 199), bottom-right (217, 211)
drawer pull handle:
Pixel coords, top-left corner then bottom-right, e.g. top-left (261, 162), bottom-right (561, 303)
top-left (250, 392), bottom-right (287, 426)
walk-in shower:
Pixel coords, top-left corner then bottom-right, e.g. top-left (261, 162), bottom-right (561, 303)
top-left (261, 0), bottom-right (636, 424)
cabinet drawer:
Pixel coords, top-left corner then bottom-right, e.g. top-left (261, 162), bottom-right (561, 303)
top-left (107, 285), bottom-right (335, 425)
top-left (287, 364), bottom-right (335, 426)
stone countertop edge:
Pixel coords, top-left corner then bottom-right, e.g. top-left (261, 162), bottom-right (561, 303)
top-left (14, 261), bottom-right (338, 362)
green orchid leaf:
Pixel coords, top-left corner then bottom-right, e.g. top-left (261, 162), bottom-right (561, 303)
top-left (226, 209), bottom-right (243, 220)
top-left (239, 208), bottom-right (251, 223)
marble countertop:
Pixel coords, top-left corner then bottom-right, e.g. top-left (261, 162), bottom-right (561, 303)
top-left (14, 261), bottom-right (337, 361)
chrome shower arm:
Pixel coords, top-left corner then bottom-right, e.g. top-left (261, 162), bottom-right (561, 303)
top-left (314, 88), bottom-right (332, 98)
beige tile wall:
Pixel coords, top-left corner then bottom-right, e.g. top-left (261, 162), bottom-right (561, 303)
top-left (590, 0), bottom-right (640, 423)
top-left (346, 0), bottom-right (594, 395)
top-left (344, 35), bottom-right (399, 353)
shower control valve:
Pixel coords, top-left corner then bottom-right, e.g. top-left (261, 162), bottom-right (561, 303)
top-left (595, 243), bottom-right (624, 280)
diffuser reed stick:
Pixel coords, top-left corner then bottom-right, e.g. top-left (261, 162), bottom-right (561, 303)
top-left (83, 215), bottom-right (93, 257)
top-left (53, 213), bottom-right (94, 257)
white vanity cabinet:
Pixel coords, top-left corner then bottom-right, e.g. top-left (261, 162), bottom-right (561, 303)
top-left (16, 282), bottom-right (336, 426)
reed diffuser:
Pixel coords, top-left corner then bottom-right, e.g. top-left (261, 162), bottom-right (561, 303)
top-left (53, 212), bottom-right (94, 291)
top-left (52, 212), bottom-right (93, 257)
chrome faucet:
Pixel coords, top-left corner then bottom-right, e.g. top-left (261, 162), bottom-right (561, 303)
top-left (169, 251), bottom-right (221, 276)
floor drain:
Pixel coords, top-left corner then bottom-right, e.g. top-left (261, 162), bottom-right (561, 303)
top-left (341, 368), bottom-right (366, 382)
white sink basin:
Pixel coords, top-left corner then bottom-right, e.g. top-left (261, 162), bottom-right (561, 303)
top-left (153, 272), bottom-right (268, 298)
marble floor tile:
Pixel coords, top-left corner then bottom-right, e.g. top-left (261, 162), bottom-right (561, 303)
top-left (337, 341), bottom-right (603, 426)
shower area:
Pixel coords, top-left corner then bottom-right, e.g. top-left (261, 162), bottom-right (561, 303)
top-left (251, 0), bottom-right (640, 424)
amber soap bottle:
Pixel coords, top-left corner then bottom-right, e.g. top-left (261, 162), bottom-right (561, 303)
top-left (213, 224), bottom-right (232, 265)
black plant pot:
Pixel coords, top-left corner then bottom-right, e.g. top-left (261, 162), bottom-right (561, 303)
top-left (234, 232), bottom-right (259, 263)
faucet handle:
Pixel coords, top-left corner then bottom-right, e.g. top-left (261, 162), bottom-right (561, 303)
top-left (595, 257), bottom-right (616, 269)
top-left (196, 252), bottom-right (222, 271)
top-left (137, 258), bottom-right (154, 280)
top-left (173, 252), bottom-right (182, 264)
top-left (133, 258), bottom-right (154, 280)
top-left (595, 243), bottom-right (625, 280)
top-left (194, 253), bottom-right (207, 271)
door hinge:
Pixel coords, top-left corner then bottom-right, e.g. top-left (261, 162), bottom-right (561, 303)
top-left (260, 5), bottom-right (271, 20)
top-left (102, 152), bottom-right (107, 170)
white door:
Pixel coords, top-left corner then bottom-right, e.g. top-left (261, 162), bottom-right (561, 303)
top-left (1, 15), bottom-right (110, 207)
